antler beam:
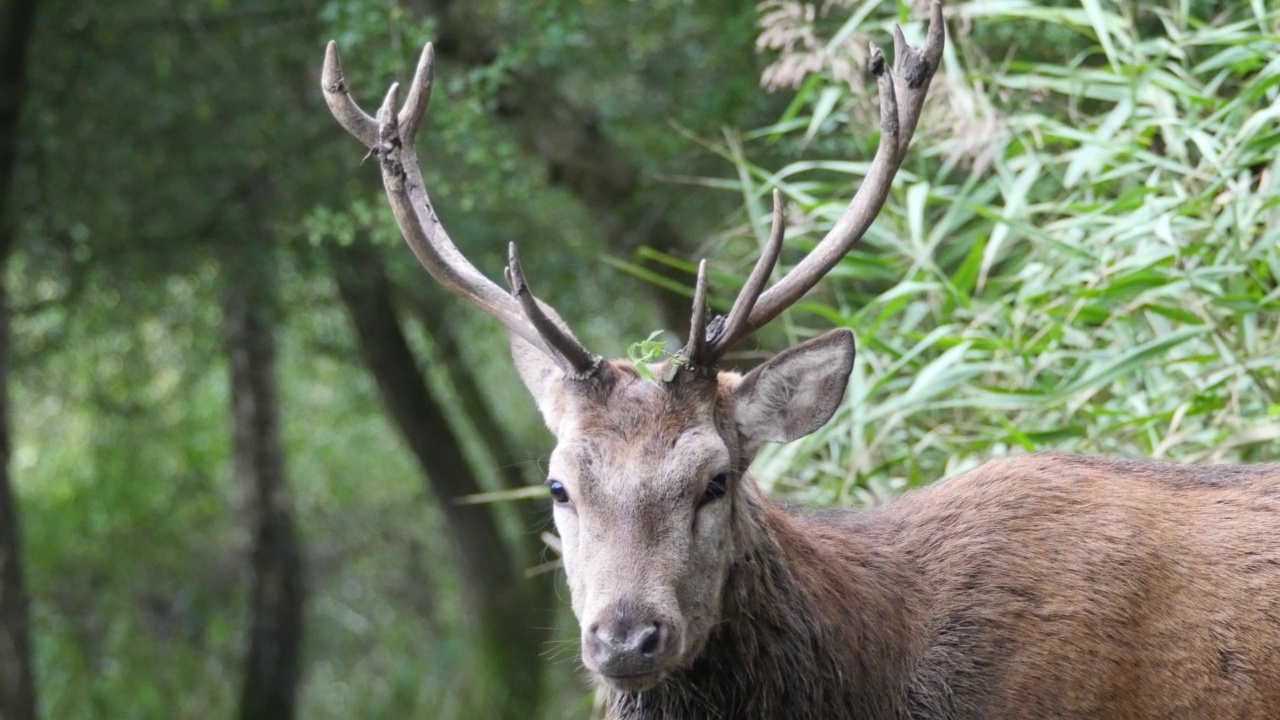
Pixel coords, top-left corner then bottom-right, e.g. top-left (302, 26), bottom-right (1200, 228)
top-left (693, 1), bottom-right (945, 365)
top-left (321, 42), bottom-right (600, 378)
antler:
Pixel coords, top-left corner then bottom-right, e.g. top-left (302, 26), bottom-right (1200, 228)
top-left (691, 1), bottom-right (945, 367)
top-left (321, 42), bottom-right (601, 378)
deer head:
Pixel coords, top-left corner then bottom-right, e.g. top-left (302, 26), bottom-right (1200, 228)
top-left (322, 1), bottom-right (943, 692)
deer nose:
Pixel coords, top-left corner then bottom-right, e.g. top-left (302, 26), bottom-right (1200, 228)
top-left (583, 603), bottom-right (678, 678)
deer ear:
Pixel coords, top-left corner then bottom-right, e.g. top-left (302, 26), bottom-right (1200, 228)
top-left (511, 332), bottom-right (564, 412)
top-left (509, 305), bottom-right (584, 435)
top-left (732, 328), bottom-right (854, 456)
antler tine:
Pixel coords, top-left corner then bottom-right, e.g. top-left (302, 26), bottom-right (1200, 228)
top-left (681, 260), bottom-right (711, 367)
top-left (706, 188), bottom-right (786, 357)
top-left (321, 41), bottom-right (600, 377)
top-left (891, 1), bottom-right (945, 161)
top-left (398, 42), bottom-right (434, 141)
top-left (504, 244), bottom-right (601, 376)
top-left (322, 42), bottom-right (379, 148)
top-left (722, 0), bottom-right (944, 351)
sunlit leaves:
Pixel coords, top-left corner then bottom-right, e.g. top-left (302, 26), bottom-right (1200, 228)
top-left (728, 1), bottom-right (1280, 502)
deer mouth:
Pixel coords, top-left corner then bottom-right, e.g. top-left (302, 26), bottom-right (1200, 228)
top-left (598, 669), bottom-right (668, 693)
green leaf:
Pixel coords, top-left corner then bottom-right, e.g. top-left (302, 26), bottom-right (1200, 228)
top-left (1057, 327), bottom-right (1208, 399)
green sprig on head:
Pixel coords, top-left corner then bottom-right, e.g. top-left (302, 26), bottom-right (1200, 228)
top-left (627, 330), bottom-right (672, 382)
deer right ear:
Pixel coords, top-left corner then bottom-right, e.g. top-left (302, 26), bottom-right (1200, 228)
top-left (511, 332), bottom-right (572, 435)
top-left (732, 328), bottom-right (855, 457)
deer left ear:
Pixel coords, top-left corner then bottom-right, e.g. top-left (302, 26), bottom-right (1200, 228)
top-left (732, 328), bottom-right (855, 456)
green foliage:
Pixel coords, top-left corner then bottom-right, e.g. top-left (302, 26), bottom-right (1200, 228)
top-left (711, 0), bottom-right (1280, 505)
top-left (626, 330), bottom-right (671, 381)
top-left (12, 262), bottom-right (470, 719)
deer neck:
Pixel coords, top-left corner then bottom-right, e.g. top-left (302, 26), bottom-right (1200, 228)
top-left (607, 484), bottom-right (921, 720)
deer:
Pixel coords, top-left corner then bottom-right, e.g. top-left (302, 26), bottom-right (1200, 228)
top-left (320, 3), bottom-right (1280, 718)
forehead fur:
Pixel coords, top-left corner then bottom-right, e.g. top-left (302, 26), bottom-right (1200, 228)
top-left (564, 361), bottom-right (727, 440)
top-left (555, 363), bottom-right (740, 512)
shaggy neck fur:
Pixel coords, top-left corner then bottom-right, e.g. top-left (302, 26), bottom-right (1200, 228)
top-left (606, 486), bottom-right (922, 720)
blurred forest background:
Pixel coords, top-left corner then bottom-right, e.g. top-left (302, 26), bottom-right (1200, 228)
top-left (0, 0), bottom-right (1277, 718)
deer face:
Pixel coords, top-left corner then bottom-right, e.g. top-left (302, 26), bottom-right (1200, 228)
top-left (516, 330), bottom-right (855, 691)
top-left (544, 376), bottom-right (737, 691)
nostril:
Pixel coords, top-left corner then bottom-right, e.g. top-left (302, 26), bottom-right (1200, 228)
top-left (584, 604), bottom-right (678, 674)
top-left (636, 622), bottom-right (663, 657)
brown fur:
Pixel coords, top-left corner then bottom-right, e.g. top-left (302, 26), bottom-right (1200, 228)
top-left (611, 453), bottom-right (1280, 719)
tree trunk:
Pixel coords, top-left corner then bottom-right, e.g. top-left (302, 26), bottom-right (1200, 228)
top-left (0, 0), bottom-right (41, 717)
top-left (0, 283), bottom-right (33, 720)
top-left (225, 266), bottom-right (305, 720)
top-left (331, 242), bottom-right (546, 718)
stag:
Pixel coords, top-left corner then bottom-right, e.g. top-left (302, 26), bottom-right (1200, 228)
top-left (322, 3), bottom-right (1280, 718)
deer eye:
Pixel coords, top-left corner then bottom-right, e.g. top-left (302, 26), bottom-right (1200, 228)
top-left (698, 473), bottom-right (729, 508)
top-left (548, 480), bottom-right (571, 504)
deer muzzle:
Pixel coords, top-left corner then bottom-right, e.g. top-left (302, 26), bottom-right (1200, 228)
top-left (583, 600), bottom-right (683, 690)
